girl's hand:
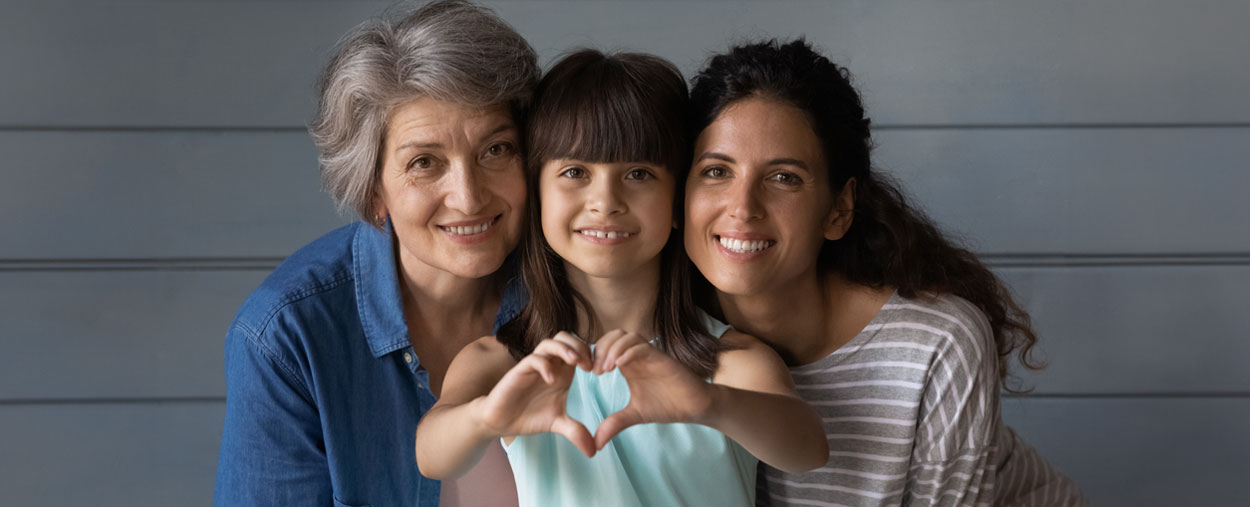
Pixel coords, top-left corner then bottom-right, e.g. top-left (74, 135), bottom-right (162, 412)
top-left (476, 332), bottom-right (598, 457)
top-left (590, 329), bottom-right (716, 450)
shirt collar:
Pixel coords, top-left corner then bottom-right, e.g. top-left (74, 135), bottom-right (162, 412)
top-left (352, 220), bottom-right (411, 358)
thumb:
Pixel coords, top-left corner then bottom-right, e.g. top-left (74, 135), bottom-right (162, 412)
top-left (551, 415), bottom-right (596, 458)
top-left (594, 407), bottom-right (642, 451)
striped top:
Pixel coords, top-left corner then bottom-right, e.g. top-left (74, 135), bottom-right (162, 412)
top-left (760, 292), bottom-right (1085, 507)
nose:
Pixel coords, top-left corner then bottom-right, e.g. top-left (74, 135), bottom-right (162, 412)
top-left (445, 161), bottom-right (489, 215)
top-left (727, 179), bottom-right (764, 221)
top-left (587, 177), bottom-right (626, 216)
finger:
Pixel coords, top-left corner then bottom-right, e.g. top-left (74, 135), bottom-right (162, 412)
top-left (601, 331), bottom-right (644, 373)
top-left (613, 340), bottom-right (655, 368)
top-left (551, 331), bottom-right (593, 371)
top-left (533, 339), bottom-right (581, 368)
top-left (592, 329), bottom-right (626, 374)
top-left (593, 409), bottom-right (641, 451)
top-left (551, 415), bottom-right (596, 458)
top-left (522, 354), bottom-right (558, 385)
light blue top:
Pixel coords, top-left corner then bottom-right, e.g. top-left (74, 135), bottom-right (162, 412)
top-left (503, 315), bottom-right (758, 507)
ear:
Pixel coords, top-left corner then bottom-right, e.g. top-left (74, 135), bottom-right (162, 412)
top-left (371, 197), bottom-right (389, 228)
top-left (823, 178), bottom-right (855, 241)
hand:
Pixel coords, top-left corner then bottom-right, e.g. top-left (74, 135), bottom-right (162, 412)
top-left (591, 329), bottom-right (717, 451)
top-left (476, 332), bottom-right (598, 457)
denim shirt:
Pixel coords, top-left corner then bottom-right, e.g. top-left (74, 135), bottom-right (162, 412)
top-left (214, 221), bottom-right (524, 507)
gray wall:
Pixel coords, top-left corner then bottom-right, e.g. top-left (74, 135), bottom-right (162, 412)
top-left (2, 1), bottom-right (1245, 505)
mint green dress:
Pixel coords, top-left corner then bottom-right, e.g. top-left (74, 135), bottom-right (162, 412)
top-left (502, 316), bottom-right (758, 507)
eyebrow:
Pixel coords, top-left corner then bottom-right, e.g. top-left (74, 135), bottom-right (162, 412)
top-left (697, 152), bottom-right (809, 170)
top-left (696, 152), bottom-right (735, 163)
top-left (393, 123), bottom-right (516, 153)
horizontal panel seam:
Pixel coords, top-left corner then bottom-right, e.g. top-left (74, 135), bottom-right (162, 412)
top-left (6, 123), bottom-right (1250, 132)
top-left (6, 254), bottom-right (1250, 271)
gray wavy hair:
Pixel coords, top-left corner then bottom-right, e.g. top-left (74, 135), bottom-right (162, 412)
top-left (310, 0), bottom-right (539, 221)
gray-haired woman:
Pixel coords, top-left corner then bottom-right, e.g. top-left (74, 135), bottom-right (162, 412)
top-left (213, 2), bottom-right (537, 505)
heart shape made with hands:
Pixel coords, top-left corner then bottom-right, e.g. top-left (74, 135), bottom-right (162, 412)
top-left (482, 329), bottom-right (715, 458)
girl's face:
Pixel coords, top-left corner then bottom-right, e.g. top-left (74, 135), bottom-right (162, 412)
top-left (539, 159), bottom-right (675, 280)
top-left (684, 97), bottom-right (851, 296)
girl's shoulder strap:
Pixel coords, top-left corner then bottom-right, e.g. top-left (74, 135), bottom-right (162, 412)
top-left (697, 309), bottom-right (732, 339)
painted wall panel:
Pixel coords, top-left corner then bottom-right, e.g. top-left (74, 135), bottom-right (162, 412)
top-left (0, 270), bottom-right (266, 400)
top-left (5, 127), bottom-right (1246, 259)
top-left (999, 265), bottom-right (1250, 394)
top-left (3, 265), bottom-right (1243, 399)
top-left (2, 1), bottom-right (1247, 127)
top-left (876, 127), bottom-right (1250, 255)
top-left (0, 402), bottom-right (223, 506)
top-left (0, 398), bottom-right (1238, 506)
top-left (1003, 397), bottom-right (1248, 507)
top-left (0, 131), bottom-right (345, 260)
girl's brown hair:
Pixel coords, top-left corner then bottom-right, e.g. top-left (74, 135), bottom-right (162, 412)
top-left (497, 49), bottom-right (723, 377)
top-left (690, 39), bottom-right (1043, 388)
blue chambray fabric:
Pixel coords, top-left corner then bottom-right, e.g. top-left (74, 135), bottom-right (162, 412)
top-left (214, 220), bottom-right (524, 507)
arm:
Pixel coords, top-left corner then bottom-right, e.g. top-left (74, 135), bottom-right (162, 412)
top-left (703, 330), bottom-right (829, 473)
top-left (904, 314), bottom-right (1000, 506)
top-left (214, 325), bottom-right (332, 507)
top-left (591, 330), bottom-right (828, 473)
top-left (415, 332), bottom-right (596, 479)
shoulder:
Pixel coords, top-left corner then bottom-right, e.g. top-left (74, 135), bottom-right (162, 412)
top-left (874, 292), bottom-right (994, 366)
top-left (231, 223), bottom-right (361, 340)
top-left (713, 329), bottom-right (793, 392)
top-left (459, 335), bottom-right (515, 364)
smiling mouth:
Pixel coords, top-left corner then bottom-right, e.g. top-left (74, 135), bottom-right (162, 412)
top-left (716, 235), bottom-right (775, 253)
top-left (439, 216), bottom-right (499, 236)
top-left (577, 229), bottom-right (635, 239)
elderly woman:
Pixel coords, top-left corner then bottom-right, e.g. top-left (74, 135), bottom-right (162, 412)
top-left (683, 40), bottom-right (1085, 506)
top-left (213, 2), bottom-right (537, 506)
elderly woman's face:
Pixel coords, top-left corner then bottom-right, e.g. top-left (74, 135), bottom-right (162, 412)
top-left (684, 97), bottom-right (847, 296)
top-left (376, 96), bottom-right (526, 281)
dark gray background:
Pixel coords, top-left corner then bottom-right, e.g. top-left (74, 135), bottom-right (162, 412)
top-left (1, 1), bottom-right (1245, 505)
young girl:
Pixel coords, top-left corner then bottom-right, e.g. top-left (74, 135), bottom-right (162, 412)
top-left (415, 49), bottom-right (827, 506)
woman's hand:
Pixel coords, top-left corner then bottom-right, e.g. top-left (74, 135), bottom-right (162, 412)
top-left (590, 329), bottom-right (716, 450)
top-left (476, 331), bottom-right (598, 457)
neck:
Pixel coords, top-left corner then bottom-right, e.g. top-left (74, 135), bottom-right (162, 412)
top-left (718, 269), bottom-right (883, 366)
top-left (564, 259), bottom-right (660, 342)
top-left (396, 248), bottom-right (503, 341)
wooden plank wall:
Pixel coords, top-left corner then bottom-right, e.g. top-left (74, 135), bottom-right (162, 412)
top-left (2, 1), bottom-right (1244, 505)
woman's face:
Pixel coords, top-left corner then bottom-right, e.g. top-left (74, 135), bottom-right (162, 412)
top-left (684, 97), bottom-right (849, 296)
top-left (539, 159), bottom-right (674, 280)
top-left (376, 96), bottom-right (526, 281)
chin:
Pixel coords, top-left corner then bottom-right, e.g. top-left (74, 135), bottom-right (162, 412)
top-left (703, 269), bottom-right (768, 297)
top-left (443, 249), bottom-right (512, 279)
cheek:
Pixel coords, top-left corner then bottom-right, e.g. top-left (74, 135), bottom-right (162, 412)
top-left (682, 189), bottom-right (715, 232)
top-left (538, 186), bottom-right (571, 242)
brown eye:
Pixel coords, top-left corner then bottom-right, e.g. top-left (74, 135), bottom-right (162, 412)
top-left (768, 172), bottom-right (803, 186)
top-left (409, 156), bottom-right (433, 170)
top-left (558, 166), bottom-right (587, 179)
top-left (701, 166), bottom-right (728, 179)
top-left (625, 168), bottom-right (653, 181)
top-left (485, 142), bottom-right (513, 158)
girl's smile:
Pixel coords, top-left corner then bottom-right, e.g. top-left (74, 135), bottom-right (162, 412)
top-left (540, 159), bottom-right (675, 279)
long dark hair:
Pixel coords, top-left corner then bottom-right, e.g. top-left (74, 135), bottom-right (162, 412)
top-left (497, 49), bottom-right (722, 377)
top-left (689, 39), bottom-right (1042, 385)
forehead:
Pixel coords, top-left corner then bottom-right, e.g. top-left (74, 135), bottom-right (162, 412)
top-left (698, 97), bottom-right (824, 167)
top-left (386, 96), bottom-right (515, 141)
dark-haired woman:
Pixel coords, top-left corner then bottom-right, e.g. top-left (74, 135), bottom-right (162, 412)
top-left (683, 39), bottom-right (1086, 506)
top-left (414, 49), bottom-right (827, 507)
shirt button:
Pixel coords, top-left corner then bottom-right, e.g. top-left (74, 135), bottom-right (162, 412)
top-left (403, 352), bottom-right (413, 364)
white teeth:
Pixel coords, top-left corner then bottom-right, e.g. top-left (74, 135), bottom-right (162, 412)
top-left (580, 230), bottom-right (632, 239)
top-left (718, 236), bottom-right (773, 253)
top-left (444, 221), bottom-right (492, 235)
